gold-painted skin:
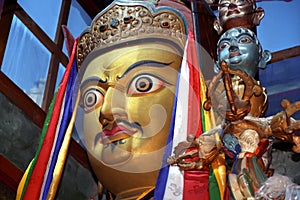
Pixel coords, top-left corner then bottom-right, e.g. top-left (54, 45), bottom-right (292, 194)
top-left (75, 1), bottom-right (188, 198)
top-left (79, 43), bottom-right (183, 198)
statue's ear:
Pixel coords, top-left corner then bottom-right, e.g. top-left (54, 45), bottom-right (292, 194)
top-left (253, 7), bottom-right (265, 26)
top-left (214, 61), bottom-right (221, 73)
top-left (258, 50), bottom-right (272, 69)
top-left (213, 19), bottom-right (223, 35)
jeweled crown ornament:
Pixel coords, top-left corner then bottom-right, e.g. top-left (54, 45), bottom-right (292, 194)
top-left (77, 0), bottom-right (187, 67)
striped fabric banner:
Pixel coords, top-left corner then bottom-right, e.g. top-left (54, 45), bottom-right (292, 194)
top-left (16, 40), bottom-right (79, 200)
top-left (153, 50), bottom-right (182, 200)
top-left (41, 44), bottom-right (78, 200)
top-left (160, 34), bottom-right (191, 200)
top-left (154, 30), bottom-right (206, 199)
top-left (154, 30), bottom-right (226, 199)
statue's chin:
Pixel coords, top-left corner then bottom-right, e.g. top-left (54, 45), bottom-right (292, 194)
top-left (229, 56), bottom-right (242, 65)
top-left (90, 135), bottom-right (166, 173)
top-left (87, 152), bottom-right (159, 198)
top-left (101, 137), bottom-right (133, 165)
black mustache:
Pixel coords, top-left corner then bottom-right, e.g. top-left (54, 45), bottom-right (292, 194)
top-left (94, 119), bottom-right (142, 146)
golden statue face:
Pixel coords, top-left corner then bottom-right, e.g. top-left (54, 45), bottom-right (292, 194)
top-left (78, 42), bottom-right (183, 196)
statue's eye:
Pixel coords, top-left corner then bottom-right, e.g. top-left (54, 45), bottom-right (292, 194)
top-left (218, 42), bottom-right (230, 51)
top-left (239, 36), bottom-right (252, 44)
top-left (127, 74), bottom-right (164, 95)
top-left (82, 88), bottom-right (104, 112)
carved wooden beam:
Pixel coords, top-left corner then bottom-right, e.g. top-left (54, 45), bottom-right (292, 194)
top-left (0, 0), bottom-right (17, 70)
top-left (0, 71), bottom-right (90, 166)
top-left (76, 0), bottom-right (108, 18)
top-left (42, 0), bottom-right (71, 111)
top-left (270, 45), bottom-right (300, 64)
top-left (15, 4), bottom-right (69, 67)
top-left (0, 155), bottom-right (23, 191)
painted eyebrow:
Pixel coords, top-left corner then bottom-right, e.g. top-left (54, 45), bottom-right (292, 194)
top-left (80, 76), bottom-right (107, 91)
top-left (118, 60), bottom-right (173, 78)
top-left (237, 32), bottom-right (254, 39)
top-left (218, 32), bottom-right (254, 44)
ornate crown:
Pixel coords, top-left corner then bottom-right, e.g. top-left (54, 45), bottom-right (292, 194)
top-left (76, 0), bottom-right (187, 67)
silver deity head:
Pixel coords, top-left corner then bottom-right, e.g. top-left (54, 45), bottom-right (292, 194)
top-left (215, 27), bottom-right (271, 77)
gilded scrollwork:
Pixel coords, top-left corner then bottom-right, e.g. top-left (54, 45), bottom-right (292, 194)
top-left (77, 2), bottom-right (186, 66)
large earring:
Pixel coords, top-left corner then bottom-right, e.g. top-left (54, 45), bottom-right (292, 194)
top-left (258, 50), bottom-right (272, 69)
top-left (213, 19), bottom-right (223, 35)
top-left (253, 7), bottom-right (265, 26)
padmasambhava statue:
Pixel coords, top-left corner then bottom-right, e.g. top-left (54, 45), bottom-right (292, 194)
top-left (76, 1), bottom-right (188, 199)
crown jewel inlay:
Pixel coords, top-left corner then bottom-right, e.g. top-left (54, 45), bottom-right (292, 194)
top-left (77, 2), bottom-right (186, 66)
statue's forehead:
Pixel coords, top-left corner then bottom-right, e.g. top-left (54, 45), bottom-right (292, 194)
top-left (80, 42), bottom-right (181, 81)
top-left (220, 28), bottom-right (256, 40)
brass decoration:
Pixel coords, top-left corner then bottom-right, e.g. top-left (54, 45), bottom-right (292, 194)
top-left (167, 134), bottom-right (222, 170)
top-left (271, 99), bottom-right (300, 150)
top-left (166, 0), bottom-right (300, 199)
top-left (203, 61), bottom-right (267, 121)
top-left (77, 1), bottom-right (187, 66)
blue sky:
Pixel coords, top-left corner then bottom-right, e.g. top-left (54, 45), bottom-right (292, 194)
top-left (1, 0), bottom-right (299, 107)
top-left (257, 0), bottom-right (300, 52)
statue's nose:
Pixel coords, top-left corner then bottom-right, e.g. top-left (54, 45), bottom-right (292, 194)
top-left (229, 39), bottom-right (239, 52)
top-left (228, 3), bottom-right (238, 10)
top-left (229, 45), bottom-right (239, 52)
top-left (99, 87), bottom-right (127, 126)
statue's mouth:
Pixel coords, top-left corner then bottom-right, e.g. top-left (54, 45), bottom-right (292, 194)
top-left (229, 51), bottom-right (241, 58)
top-left (98, 121), bottom-right (141, 165)
top-left (227, 9), bottom-right (240, 17)
top-left (101, 125), bottom-right (138, 144)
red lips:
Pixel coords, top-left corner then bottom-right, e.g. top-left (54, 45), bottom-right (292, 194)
top-left (102, 125), bottom-right (137, 139)
top-left (229, 51), bottom-right (241, 58)
top-left (227, 9), bottom-right (239, 16)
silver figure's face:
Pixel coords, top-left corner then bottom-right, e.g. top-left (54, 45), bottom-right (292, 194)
top-left (223, 133), bottom-right (240, 155)
top-left (213, 0), bottom-right (265, 36)
top-left (218, 0), bottom-right (256, 26)
top-left (217, 28), bottom-right (261, 77)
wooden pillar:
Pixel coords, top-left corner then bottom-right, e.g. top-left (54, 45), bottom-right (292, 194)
top-left (0, 0), bottom-right (17, 69)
